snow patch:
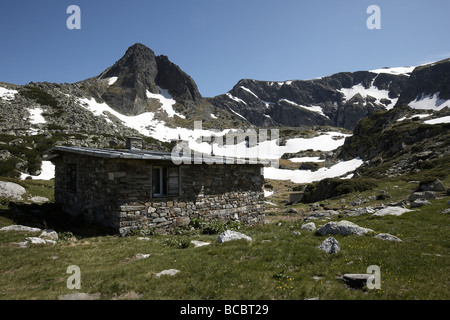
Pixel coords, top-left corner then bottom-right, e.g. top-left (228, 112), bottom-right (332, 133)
top-left (210, 113), bottom-right (218, 119)
top-left (279, 99), bottom-right (328, 118)
top-left (407, 92), bottom-right (450, 110)
top-left (289, 157), bottom-right (325, 163)
top-left (20, 161), bottom-right (55, 180)
top-left (229, 108), bottom-right (247, 121)
top-left (396, 114), bottom-right (430, 122)
top-left (146, 87), bottom-right (185, 119)
top-left (370, 66), bottom-right (415, 76)
top-left (338, 84), bottom-right (398, 109)
top-left (239, 86), bottom-right (259, 99)
top-left (107, 77), bottom-right (118, 86)
top-left (264, 190), bottom-right (274, 197)
top-left (264, 158), bottom-right (363, 184)
top-left (29, 108), bottom-right (46, 125)
top-left (226, 93), bottom-right (247, 105)
top-left (0, 87), bottom-right (18, 101)
top-left (424, 116), bottom-right (450, 125)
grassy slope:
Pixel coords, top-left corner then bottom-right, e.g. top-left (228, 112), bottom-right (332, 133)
top-left (0, 175), bottom-right (448, 300)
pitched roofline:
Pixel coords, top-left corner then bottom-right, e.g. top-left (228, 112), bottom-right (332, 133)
top-left (45, 145), bottom-right (267, 165)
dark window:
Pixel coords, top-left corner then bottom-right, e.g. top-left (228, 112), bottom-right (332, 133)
top-left (152, 166), bottom-right (179, 197)
top-left (66, 164), bottom-right (77, 193)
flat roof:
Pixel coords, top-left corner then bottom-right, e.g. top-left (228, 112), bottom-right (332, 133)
top-left (46, 145), bottom-right (267, 165)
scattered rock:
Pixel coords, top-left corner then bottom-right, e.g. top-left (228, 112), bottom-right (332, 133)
top-left (155, 269), bottom-right (180, 277)
top-left (374, 233), bottom-right (402, 242)
top-left (285, 208), bottom-right (299, 214)
top-left (190, 240), bottom-right (210, 248)
top-left (419, 179), bottom-right (446, 192)
top-left (318, 237), bottom-right (341, 254)
top-left (442, 209), bottom-right (450, 214)
top-left (137, 237), bottom-right (150, 241)
top-left (408, 191), bottom-right (436, 202)
top-left (301, 222), bottom-right (316, 232)
top-left (217, 230), bottom-right (252, 243)
top-left (344, 206), bottom-right (375, 217)
top-left (316, 220), bottom-right (373, 236)
top-left (0, 225), bottom-right (41, 232)
top-left (30, 196), bottom-right (49, 203)
top-left (292, 231), bottom-right (301, 235)
top-left (40, 229), bottom-right (58, 241)
top-left (309, 210), bottom-right (340, 219)
top-left (59, 293), bottom-right (101, 300)
top-left (372, 207), bottom-right (412, 217)
top-left (25, 237), bottom-right (56, 245)
top-left (0, 181), bottom-right (26, 200)
top-left (410, 198), bottom-right (432, 208)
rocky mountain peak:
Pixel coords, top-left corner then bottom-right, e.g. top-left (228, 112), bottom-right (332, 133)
top-left (93, 43), bottom-right (203, 116)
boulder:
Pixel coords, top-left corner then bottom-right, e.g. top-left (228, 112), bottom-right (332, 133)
top-left (217, 230), bottom-right (252, 243)
top-left (316, 220), bottom-right (373, 236)
top-left (301, 222), bottom-right (316, 232)
top-left (0, 181), bottom-right (26, 200)
top-left (30, 196), bottom-right (49, 204)
top-left (318, 237), bottom-right (341, 254)
top-left (410, 198), bottom-right (432, 208)
top-left (344, 206), bottom-right (375, 217)
top-left (408, 191), bottom-right (436, 202)
top-left (25, 237), bottom-right (56, 245)
top-left (372, 207), bottom-right (412, 217)
top-left (40, 229), bottom-right (58, 241)
top-left (0, 225), bottom-right (41, 232)
top-left (374, 233), bottom-right (402, 242)
top-left (419, 179), bottom-right (446, 192)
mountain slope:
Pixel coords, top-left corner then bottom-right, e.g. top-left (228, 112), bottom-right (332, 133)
top-left (207, 59), bottom-right (450, 130)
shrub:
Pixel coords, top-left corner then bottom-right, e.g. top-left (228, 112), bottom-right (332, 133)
top-left (20, 86), bottom-right (58, 108)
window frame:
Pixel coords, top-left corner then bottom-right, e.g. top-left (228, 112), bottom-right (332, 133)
top-left (152, 165), bottom-right (180, 198)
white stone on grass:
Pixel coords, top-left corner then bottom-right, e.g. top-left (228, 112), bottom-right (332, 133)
top-left (372, 207), bottom-right (412, 217)
top-left (318, 237), bottom-right (341, 254)
top-left (0, 225), bottom-right (41, 233)
top-left (217, 230), bottom-right (252, 243)
top-left (316, 220), bottom-right (373, 236)
top-left (155, 269), bottom-right (180, 277)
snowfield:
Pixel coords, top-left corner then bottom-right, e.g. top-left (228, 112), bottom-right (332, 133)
top-left (77, 95), bottom-right (361, 184)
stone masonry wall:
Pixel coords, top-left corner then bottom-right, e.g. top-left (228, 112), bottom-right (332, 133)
top-left (53, 153), bottom-right (265, 235)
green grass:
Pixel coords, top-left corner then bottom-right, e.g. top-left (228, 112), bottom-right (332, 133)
top-left (0, 191), bottom-right (448, 300)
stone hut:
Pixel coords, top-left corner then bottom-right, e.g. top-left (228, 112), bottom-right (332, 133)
top-left (46, 138), bottom-right (265, 235)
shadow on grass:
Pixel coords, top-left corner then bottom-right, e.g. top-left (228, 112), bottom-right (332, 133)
top-left (0, 200), bottom-right (115, 238)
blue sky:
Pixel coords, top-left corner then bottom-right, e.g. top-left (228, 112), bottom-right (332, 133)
top-left (1, 0), bottom-right (449, 97)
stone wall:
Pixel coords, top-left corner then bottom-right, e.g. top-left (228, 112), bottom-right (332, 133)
top-left (52, 152), bottom-right (265, 235)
